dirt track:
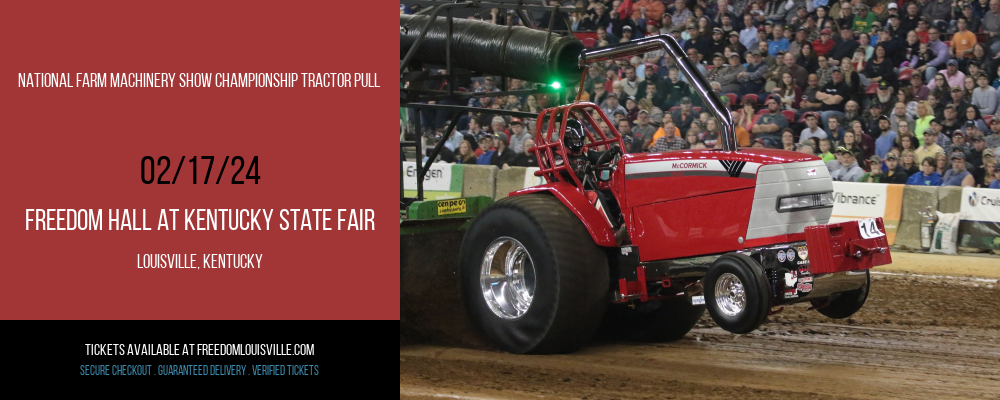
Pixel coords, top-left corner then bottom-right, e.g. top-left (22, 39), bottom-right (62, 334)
top-left (400, 252), bottom-right (1000, 399)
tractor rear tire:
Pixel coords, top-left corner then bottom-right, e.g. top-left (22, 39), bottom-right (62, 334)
top-left (815, 270), bottom-right (870, 319)
top-left (602, 297), bottom-right (705, 342)
top-left (703, 253), bottom-right (771, 334)
top-left (459, 194), bottom-right (609, 354)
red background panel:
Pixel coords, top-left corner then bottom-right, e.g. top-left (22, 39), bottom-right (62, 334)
top-left (0, 1), bottom-right (399, 319)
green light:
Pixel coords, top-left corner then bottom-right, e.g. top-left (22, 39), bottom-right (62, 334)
top-left (550, 81), bottom-right (562, 89)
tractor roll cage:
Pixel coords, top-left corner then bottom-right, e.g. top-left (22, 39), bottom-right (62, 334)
top-left (577, 34), bottom-right (737, 152)
top-left (531, 103), bottom-right (620, 188)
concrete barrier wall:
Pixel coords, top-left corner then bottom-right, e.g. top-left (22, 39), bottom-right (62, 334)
top-left (937, 186), bottom-right (964, 213)
top-left (895, 186), bottom-right (940, 249)
top-left (495, 167), bottom-right (529, 199)
top-left (461, 165), bottom-right (498, 199)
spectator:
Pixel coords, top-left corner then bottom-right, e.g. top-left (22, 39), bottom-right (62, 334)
top-left (718, 53), bottom-right (746, 93)
top-left (506, 119), bottom-right (530, 154)
top-left (970, 135), bottom-right (990, 169)
top-left (795, 43), bottom-right (827, 74)
top-left (950, 17), bottom-right (977, 60)
top-left (830, 146), bottom-right (866, 181)
top-left (862, 155), bottom-right (886, 182)
top-left (769, 24), bottom-right (790, 56)
top-left (774, 72), bottom-right (802, 110)
top-left (800, 112), bottom-right (827, 144)
top-left (922, 0), bottom-right (952, 28)
top-left (601, 92), bottom-right (627, 118)
top-left (874, 115), bottom-right (898, 158)
top-left (987, 158), bottom-right (1000, 188)
top-left (650, 120), bottom-right (687, 152)
top-left (621, 66), bottom-right (641, 98)
top-left (988, 119), bottom-right (1000, 148)
top-left (914, 101), bottom-right (935, 143)
top-left (890, 101), bottom-right (915, 134)
top-left (740, 14), bottom-right (759, 50)
top-left (961, 105), bottom-right (987, 132)
top-left (829, 115), bottom-right (848, 145)
top-left (828, 28), bottom-right (860, 62)
top-left (662, 67), bottom-right (691, 108)
top-left (984, 0), bottom-right (1000, 56)
top-left (941, 104), bottom-right (963, 134)
top-left (911, 74), bottom-right (931, 102)
top-left (919, 28), bottom-right (950, 83)
top-left (901, 149), bottom-right (920, 176)
top-left (884, 153), bottom-right (911, 183)
top-left (738, 51), bottom-right (771, 95)
top-left (752, 95), bottom-right (790, 147)
top-left (730, 110), bottom-right (751, 147)
top-left (841, 129), bottom-right (865, 161)
top-left (816, 66), bottom-right (850, 131)
top-left (476, 135), bottom-right (495, 164)
top-left (489, 132), bottom-right (514, 169)
top-left (972, 74), bottom-right (1000, 116)
top-left (864, 44), bottom-right (897, 89)
top-left (735, 97), bottom-right (758, 133)
top-left (646, 113), bottom-right (679, 150)
top-left (456, 140), bottom-right (478, 164)
top-left (797, 73), bottom-right (824, 116)
top-left (915, 129), bottom-right (945, 162)
top-left (898, 3), bottom-right (922, 36)
top-left (782, 52), bottom-right (809, 91)
top-left (780, 128), bottom-right (797, 151)
top-left (631, 111), bottom-right (657, 150)
top-left (727, 30), bottom-right (749, 61)
top-left (947, 131), bottom-right (972, 159)
top-left (841, 100), bottom-right (866, 132)
top-left (942, 152), bottom-right (975, 186)
top-left (907, 156), bottom-right (944, 185)
top-left (931, 60), bottom-right (967, 93)
top-left (815, 54), bottom-right (833, 87)
top-left (788, 27), bottom-right (809, 60)
top-left (937, 150), bottom-right (953, 174)
top-left (813, 28), bottom-right (835, 56)
top-left (672, 97), bottom-right (698, 133)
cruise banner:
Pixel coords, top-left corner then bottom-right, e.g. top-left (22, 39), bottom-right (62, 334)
top-left (959, 187), bottom-right (1000, 250)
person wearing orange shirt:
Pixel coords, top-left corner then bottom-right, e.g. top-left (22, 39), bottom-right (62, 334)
top-left (950, 17), bottom-right (977, 59)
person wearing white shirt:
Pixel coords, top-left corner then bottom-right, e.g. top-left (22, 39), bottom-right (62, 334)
top-left (799, 112), bottom-right (828, 144)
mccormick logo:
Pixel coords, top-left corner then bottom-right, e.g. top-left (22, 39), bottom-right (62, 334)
top-left (671, 162), bottom-right (707, 169)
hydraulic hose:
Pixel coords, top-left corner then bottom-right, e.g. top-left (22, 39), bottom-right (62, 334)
top-left (400, 14), bottom-right (584, 84)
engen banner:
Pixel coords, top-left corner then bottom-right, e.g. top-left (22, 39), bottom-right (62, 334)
top-left (958, 187), bottom-right (1000, 250)
top-left (829, 182), bottom-right (904, 245)
top-left (402, 161), bottom-right (464, 200)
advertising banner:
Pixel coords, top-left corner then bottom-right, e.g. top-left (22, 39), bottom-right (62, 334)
top-left (402, 162), bottom-right (464, 199)
top-left (958, 187), bottom-right (1000, 250)
top-left (523, 167), bottom-right (547, 188)
top-left (829, 182), bottom-right (904, 245)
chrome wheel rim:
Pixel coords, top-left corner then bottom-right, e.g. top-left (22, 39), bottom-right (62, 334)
top-left (714, 273), bottom-right (745, 317)
top-left (480, 237), bottom-right (536, 320)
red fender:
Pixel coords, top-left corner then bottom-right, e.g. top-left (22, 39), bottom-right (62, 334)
top-left (508, 182), bottom-right (618, 247)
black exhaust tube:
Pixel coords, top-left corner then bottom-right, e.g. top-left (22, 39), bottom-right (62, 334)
top-left (400, 15), bottom-right (584, 84)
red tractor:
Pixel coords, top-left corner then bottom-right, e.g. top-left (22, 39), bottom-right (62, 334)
top-left (458, 35), bottom-right (891, 354)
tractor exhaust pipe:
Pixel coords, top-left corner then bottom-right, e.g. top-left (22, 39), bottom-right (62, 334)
top-left (579, 35), bottom-right (737, 152)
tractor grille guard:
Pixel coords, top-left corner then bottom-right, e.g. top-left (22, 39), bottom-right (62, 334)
top-left (577, 35), bottom-right (737, 152)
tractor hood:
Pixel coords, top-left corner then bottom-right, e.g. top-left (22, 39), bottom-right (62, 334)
top-left (621, 149), bottom-right (819, 207)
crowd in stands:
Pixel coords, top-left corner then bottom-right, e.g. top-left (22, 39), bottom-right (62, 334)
top-left (405, 0), bottom-right (1000, 188)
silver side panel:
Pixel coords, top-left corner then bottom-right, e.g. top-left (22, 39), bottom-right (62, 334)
top-left (746, 160), bottom-right (833, 240)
